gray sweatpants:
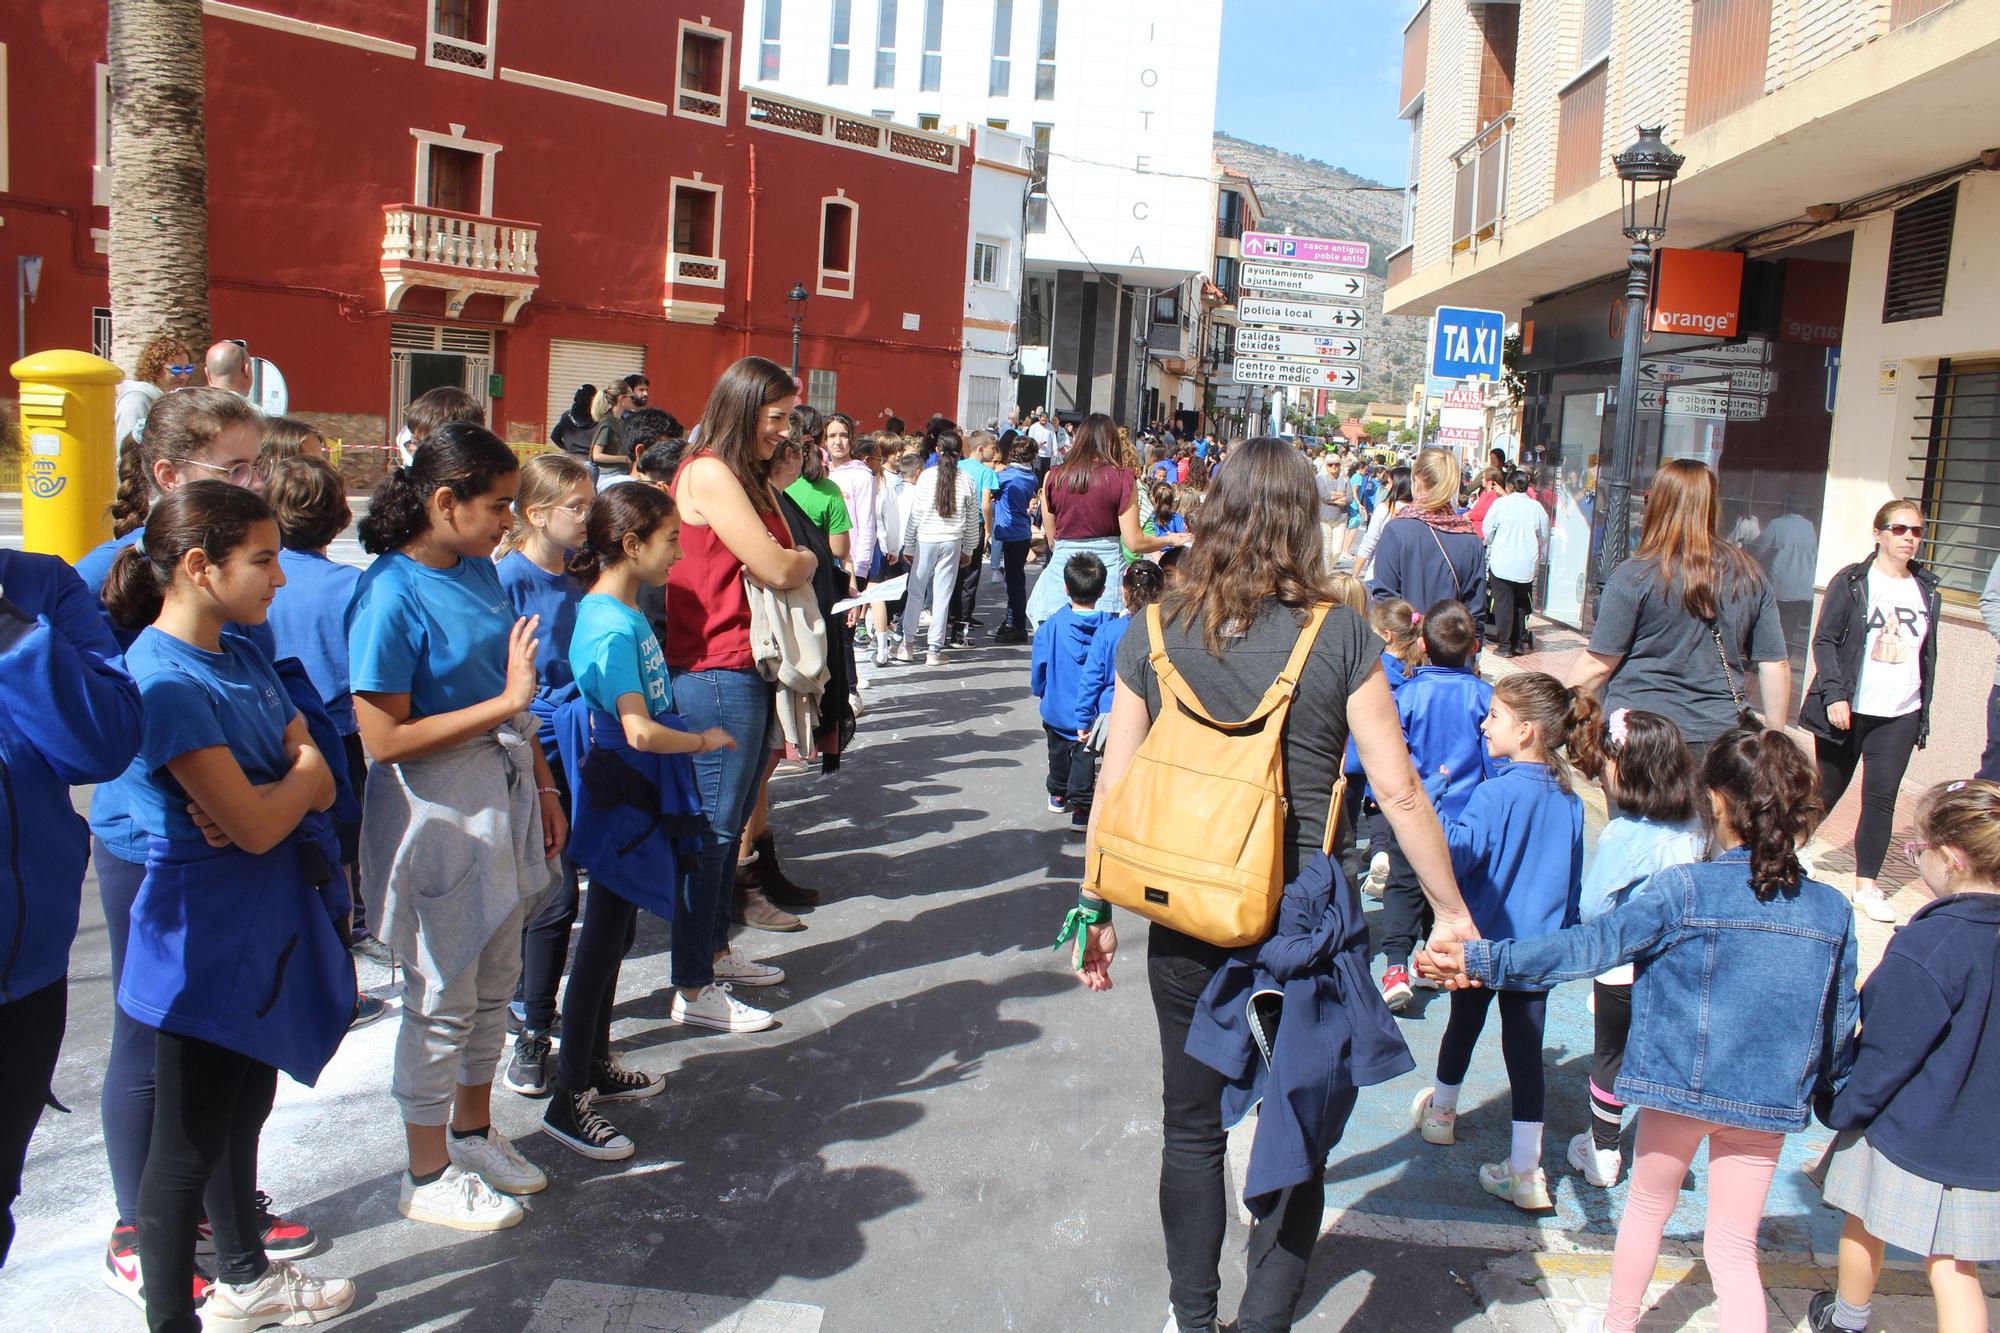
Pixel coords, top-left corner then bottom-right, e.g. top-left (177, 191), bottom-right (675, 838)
top-left (391, 900), bottom-right (529, 1126)
top-left (901, 541), bottom-right (961, 652)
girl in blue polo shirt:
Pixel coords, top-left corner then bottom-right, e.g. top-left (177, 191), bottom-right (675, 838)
top-left (347, 424), bottom-right (565, 1235)
top-left (541, 485), bottom-right (740, 1162)
top-left (101, 481), bottom-right (354, 1333)
top-left (1409, 671), bottom-right (1588, 1213)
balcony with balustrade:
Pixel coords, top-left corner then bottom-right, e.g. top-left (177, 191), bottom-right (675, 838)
top-left (380, 205), bottom-right (540, 323)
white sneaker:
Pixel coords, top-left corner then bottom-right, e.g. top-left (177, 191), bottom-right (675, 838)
top-left (1361, 852), bottom-right (1389, 897)
top-left (1852, 885), bottom-right (1896, 924)
top-left (850, 690), bottom-right (867, 719)
top-left (445, 1127), bottom-right (548, 1196)
top-left (398, 1163), bottom-right (525, 1231)
top-left (1565, 1307), bottom-right (1606, 1333)
top-left (1478, 1161), bottom-right (1554, 1210)
top-left (200, 1259), bottom-right (355, 1331)
top-left (925, 650), bottom-right (946, 665)
top-left (1411, 1087), bottom-right (1457, 1145)
top-left (713, 946), bottom-right (785, 987)
top-left (670, 982), bottom-right (775, 1033)
top-left (1568, 1131), bottom-right (1622, 1187)
top-left (874, 638), bottom-right (891, 668)
top-left (895, 643), bottom-right (913, 664)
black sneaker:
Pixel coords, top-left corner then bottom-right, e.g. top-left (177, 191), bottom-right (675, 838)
top-left (1805, 1292), bottom-right (1860, 1333)
top-left (590, 1058), bottom-right (665, 1103)
top-left (504, 1030), bottom-right (552, 1097)
top-left (541, 1089), bottom-right (634, 1161)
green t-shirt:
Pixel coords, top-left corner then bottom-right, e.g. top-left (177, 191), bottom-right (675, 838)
top-left (785, 476), bottom-right (852, 537)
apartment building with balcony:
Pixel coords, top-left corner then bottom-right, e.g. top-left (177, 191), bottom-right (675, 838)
top-left (1, 0), bottom-right (975, 459)
top-left (1206, 165), bottom-right (1268, 434)
top-left (1384, 0), bottom-right (2000, 778)
top-left (740, 0), bottom-right (1226, 429)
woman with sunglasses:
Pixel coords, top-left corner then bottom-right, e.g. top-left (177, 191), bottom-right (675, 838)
top-left (114, 337), bottom-right (199, 454)
top-left (1800, 499), bottom-right (1942, 924)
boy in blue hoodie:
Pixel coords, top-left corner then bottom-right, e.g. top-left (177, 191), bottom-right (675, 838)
top-left (1031, 553), bottom-right (1106, 829)
top-left (1378, 599), bottom-right (1494, 1011)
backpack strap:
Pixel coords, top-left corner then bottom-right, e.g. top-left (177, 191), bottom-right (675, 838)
top-left (1148, 603), bottom-right (1333, 729)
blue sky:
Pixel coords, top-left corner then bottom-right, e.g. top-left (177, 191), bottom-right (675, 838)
top-left (1216, 0), bottom-right (1414, 186)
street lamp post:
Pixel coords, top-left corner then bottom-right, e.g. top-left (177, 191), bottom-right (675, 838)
top-left (1594, 125), bottom-right (1685, 597)
top-left (786, 281), bottom-right (810, 383)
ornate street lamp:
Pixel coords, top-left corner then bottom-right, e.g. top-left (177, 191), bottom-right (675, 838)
top-left (786, 281), bottom-right (810, 382)
top-left (1595, 126), bottom-right (1686, 595)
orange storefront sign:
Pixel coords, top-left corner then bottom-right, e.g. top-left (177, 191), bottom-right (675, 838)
top-left (1650, 248), bottom-right (1745, 337)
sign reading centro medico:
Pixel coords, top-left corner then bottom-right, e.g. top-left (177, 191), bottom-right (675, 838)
top-left (1649, 248), bottom-right (1745, 338)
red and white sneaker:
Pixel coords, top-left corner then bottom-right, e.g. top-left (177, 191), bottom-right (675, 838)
top-left (102, 1224), bottom-right (212, 1310)
top-left (195, 1192), bottom-right (318, 1261)
top-left (1380, 965), bottom-right (1414, 1012)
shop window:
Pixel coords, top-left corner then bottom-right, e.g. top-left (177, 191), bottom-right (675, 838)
top-left (829, 0), bottom-right (851, 84)
top-left (1883, 184), bottom-right (1957, 324)
top-left (676, 22), bottom-right (730, 125)
top-left (428, 0), bottom-right (495, 76)
top-left (818, 195), bottom-right (858, 297)
top-left (1913, 358), bottom-right (2000, 601)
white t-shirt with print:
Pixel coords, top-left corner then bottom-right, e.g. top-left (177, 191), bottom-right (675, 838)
top-left (1853, 568), bottom-right (1929, 718)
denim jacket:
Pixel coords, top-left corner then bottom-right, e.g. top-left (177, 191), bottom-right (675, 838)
top-left (1464, 848), bottom-right (1858, 1133)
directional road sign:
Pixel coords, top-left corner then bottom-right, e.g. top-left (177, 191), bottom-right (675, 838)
top-left (1241, 263), bottom-right (1366, 303)
top-left (1427, 305), bottom-right (1507, 381)
top-left (1240, 231), bottom-right (1371, 271)
top-left (1238, 297), bottom-right (1366, 332)
top-left (1234, 359), bottom-right (1361, 390)
top-left (1233, 327), bottom-right (1364, 363)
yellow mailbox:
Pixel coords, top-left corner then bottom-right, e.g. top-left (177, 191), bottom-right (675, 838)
top-left (10, 350), bottom-right (123, 564)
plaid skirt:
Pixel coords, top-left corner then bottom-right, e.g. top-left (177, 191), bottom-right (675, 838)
top-left (1821, 1129), bottom-right (2000, 1261)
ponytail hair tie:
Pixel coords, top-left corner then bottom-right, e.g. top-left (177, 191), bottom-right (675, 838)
top-left (1605, 707), bottom-right (1631, 748)
top-left (395, 465), bottom-right (414, 485)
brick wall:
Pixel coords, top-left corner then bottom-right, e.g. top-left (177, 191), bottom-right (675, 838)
top-left (1505, 0), bottom-right (1578, 225)
top-left (1412, 0), bottom-right (1477, 271)
top-left (1770, 0), bottom-right (1889, 88)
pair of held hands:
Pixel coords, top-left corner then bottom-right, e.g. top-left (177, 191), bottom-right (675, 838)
top-left (1072, 916), bottom-right (1484, 992)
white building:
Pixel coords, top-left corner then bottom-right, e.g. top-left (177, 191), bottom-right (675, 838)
top-left (963, 126), bottom-right (1032, 431)
top-left (741, 0), bottom-right (1225, 425)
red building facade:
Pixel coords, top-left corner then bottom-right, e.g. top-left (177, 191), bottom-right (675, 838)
top-left (1, 1), bottom-right (972, 459)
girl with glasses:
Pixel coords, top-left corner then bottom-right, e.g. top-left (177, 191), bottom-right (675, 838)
top-left (1800, 499), bottom-right (1943, 925)
top-left (493, 453), bottom-right (594, 1097)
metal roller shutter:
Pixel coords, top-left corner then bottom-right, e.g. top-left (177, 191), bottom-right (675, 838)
top-left (546, 339), bottom-right (647, 437)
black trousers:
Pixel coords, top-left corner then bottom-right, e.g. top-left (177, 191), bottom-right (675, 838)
top-left (1491, 576), bottom-right (1533, 653)
top-left (1814, 709), bottom-right (1921, 880)
top-left (0, 976), bottom-right (67, 1268)
top-left (1043, 725), bottom-right (1095, 813)
top-left (517, 762), bottom-right (582, 1031)
top-left (1435, 987), bottom-right (1550, 1123)
top-left (1000, 538), bottom-right (1030, 631)
top-left (137, 1032), bottom-right (275, 1333)
top-left (1151, 925), bottom-right (1339, 1333)
top-left (1983, 684), bottom-right (2000, 783)
top-left (1591, 981), bottom-right (1634, 1150)
top-left (1374, 842), bottom-right (1430, 970)
top-left (338, 732), bottom-right (369, 935)
top-left (556, 884), bottom-right (640, 1092)
top-left (949, 536), bottom-right (987, 632)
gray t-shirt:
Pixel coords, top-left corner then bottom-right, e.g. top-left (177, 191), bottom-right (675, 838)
top-left (1588, 557), bottom-right (1785, 744)
top-left (1115, 600), bottom-right (1379, 878)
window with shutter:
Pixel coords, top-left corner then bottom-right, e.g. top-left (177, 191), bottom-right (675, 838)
top-left (1911, 357), bottom-right (2000, 601)
top-left (1882, 184), bottom-right (1957, 324)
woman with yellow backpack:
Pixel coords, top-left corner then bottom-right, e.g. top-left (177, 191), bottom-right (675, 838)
top-left (1058, 437), bottom-right (1479, 1333)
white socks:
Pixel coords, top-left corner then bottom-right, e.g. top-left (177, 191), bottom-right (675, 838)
top-left (1511, 1121), bottom-right (1544, 1176)
top-left (1431, 1081), bottom-right (1462, 1113)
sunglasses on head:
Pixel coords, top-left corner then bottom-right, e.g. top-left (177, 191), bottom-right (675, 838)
top-left (1880, 522), bottom-right (1923, 537)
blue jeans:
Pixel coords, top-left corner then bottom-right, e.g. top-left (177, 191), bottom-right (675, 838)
top-left (96, 840), bottom-right (154, 1225)
top-left (669, 667), bottom-right (775, 989)
top-left (1981, 684), bottom-right (2000, 783)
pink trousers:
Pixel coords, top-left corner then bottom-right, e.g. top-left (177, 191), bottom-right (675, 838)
top-left (1607, 1108), bottom-right (1784, 1333)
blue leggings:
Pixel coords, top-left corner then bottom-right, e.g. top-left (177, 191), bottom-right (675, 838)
top-left (96, 841), bottom-right (153, 1225)
top-left (1435, 987), bottom-right (1549, 1123)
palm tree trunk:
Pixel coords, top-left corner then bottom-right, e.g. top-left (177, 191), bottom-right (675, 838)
top-left (107, 0), bottom-right (211, 375)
